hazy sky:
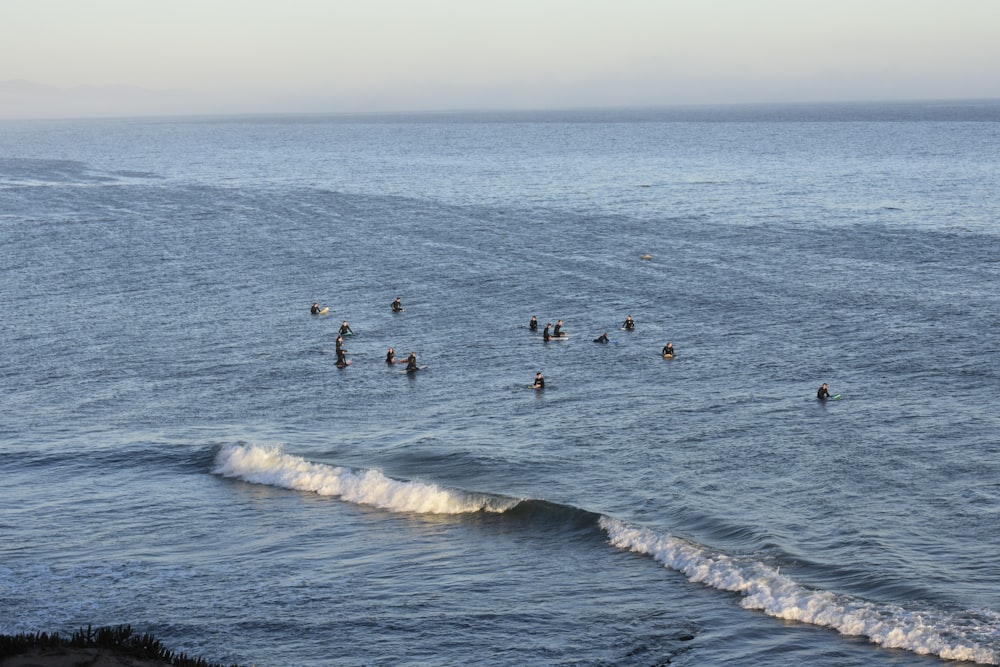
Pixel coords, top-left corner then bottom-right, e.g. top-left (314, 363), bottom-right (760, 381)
top-left (2, 0), bottom-right (999, 118)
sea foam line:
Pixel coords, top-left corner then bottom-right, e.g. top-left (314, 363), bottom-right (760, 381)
top-left (599, 517), bottom-right (999, 664)
top-left (213, 443), bottom-right (515, 515)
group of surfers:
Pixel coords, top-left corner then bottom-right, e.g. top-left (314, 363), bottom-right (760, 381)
top-left (528, 313), bottom-right (832, 398)
top-left (529, 313), bottom-right (672, 357)
top-left (316, 300), bottom-right (834, 397)
top-left (528, 313), bottom-right (674, 390)
top-left (314, 297), bottom-right (421, 372)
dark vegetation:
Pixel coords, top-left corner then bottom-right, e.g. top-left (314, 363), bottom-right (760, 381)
top-left (0, 624), bottom-right (243, 666)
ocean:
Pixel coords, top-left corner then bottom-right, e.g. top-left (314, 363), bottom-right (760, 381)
top-left (1, 101), bottom-right (998, 666)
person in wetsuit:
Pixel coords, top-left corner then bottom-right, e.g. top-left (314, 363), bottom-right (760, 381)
top-left (533, 372), bottom-right (545, 389)
top-left (405, 352), bottom-right (419, 372)
top-left (553, 320), bottom-right (565, 337)
top-left (529, 315), bottom-right (538, 331)
top-left (542, 323), bottom-right (552, 341)
top-left (339, 321), bottom-right (354, 335)
top-left (335, 335), bottom-right (345, 352)
top-left (662, 342), bottom-right (674, 357)
top-left (311, 302), bottom-right (321, 315)
top-left (336, 347), bottom-right (348, 367)
top-left (391, 298), bottom-right (403, 312)
top-left (817, 383), bottom-right (831, 400)
top-left (594, 332), bottom-right (609, 343)
top-left (385, 347), bottom-right (396, 364)
top-left (622, 315), bottom-right (635, 330)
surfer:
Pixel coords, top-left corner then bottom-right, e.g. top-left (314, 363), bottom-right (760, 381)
top-left (335, 335), bottom-right (345, 352)
top-left (594, 332), bottom-right (609, 344)
top-left (662, 342), bottom-right (674, 358)
top-left (339, 321), bottom-right (354, 335)
top-left (817, 383), bottom-right (831, 400)
top-left (311, 302), bottom-right (321, 315)
top-left (405, 352), bottom-right (419, 373)
top-left (553, 319), bottom-right (566, 337)
top-left (542, 323), bottom-right (552, 341)
top-left (621, 315), bottom-right (635, 330)
top-left (385, 347), bottom-right (396, 365)
top-left (336, 347), bottom-right (349, 367)
top-left (391, 297), bottom-right (403, 312)
top-left (533, 372), bottom-right (545, 389)
top-left (529, 315), bottom-right (538, 331)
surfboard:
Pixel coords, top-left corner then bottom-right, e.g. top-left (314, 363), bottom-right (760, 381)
top-left (662, 353), bottom-right (674, 359)
top-left (319, 307), bottom-right (329, 315)
top-left (832, 394), bottom-right (842, 400)
top-left (545, 334), bottom-right (569, 340)
top-left (336, 360), bottom-right (352, 368)
top-left (401, 365), bottom-right (429, 373)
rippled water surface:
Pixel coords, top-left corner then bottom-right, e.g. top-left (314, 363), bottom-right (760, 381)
top-left (2, 102), bottom-right (999, 666)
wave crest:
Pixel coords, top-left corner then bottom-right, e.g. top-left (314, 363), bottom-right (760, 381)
top-left (213, 443), bottom-right (516, 515)
top-left (599, 517), bottom-right (998, 664)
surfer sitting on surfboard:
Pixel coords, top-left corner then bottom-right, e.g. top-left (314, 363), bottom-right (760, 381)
top-left (339, 321), bottom-right (354, 335)
top-left (391, 297), bottom-right (403, 312)
top-left (405, 352), bottom-right (420, 373)
top-left (336, 347), bottom-right (349, 367)
top-left (594, 332), bottom-right (609, 343)
top-left (553, 320), bottom-right (566, 337)
top-left (817, 383), bottom-right (831, 400)
top-left (543, 323), bottom-right (552, 341)
top-left (662, 342), bottom-right (674, 358)
top-left (621, 315), bottom-right (635, 330)
top-left (533, 372), bottom-right (544, 389)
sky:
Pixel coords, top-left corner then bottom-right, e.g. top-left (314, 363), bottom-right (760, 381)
top-left (2, 0), bottom-right (999, 119)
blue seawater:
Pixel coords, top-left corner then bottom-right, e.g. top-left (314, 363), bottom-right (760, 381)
top-left (1, 101), bottom-right (999, 666)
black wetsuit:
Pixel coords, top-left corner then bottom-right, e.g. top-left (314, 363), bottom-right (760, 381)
top-left (553, 323), bottom-right (563, 337)
top-left (406, 357), bottom-right (419, 372)
top-left (386, 351), bottom-right (395, 365)
top-left (529, 317), bottom-right (538, 331)
top-left (817, 386), bottom-right (831, 400)
top-left (392, 300), bottom-right (403, 312)
top-left (543, 326), bottom-right (551, 341)
top-left (594, 334), bottom-right (609, 343)
top-left (340, 324), bottom-right (353, 335)
top-left (662, 345), bottom-right (674, 356)
top-left (337, 349), bottom-right (348, 366)
top-left (534, 376), bottom-right (544, 389)
top-left (622, 318), bottom-right (635, 330)
top-left (311, 304), bottom-right (320, 315)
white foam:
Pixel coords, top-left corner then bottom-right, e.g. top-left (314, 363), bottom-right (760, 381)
top-left (599, 517), bottom-right (999, 665)
top-left (213, 443), bottom-right (514, 515)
